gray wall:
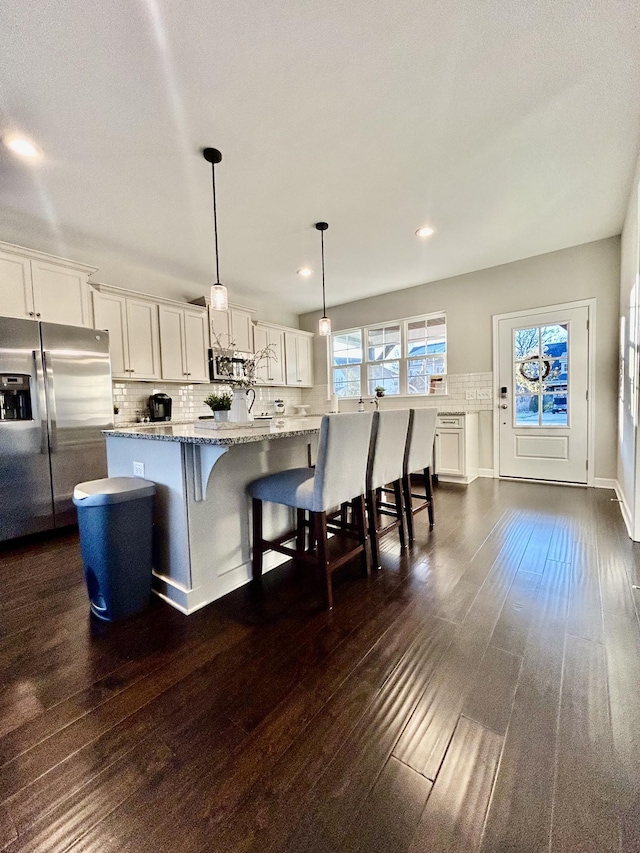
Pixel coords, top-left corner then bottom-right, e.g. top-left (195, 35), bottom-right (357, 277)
top-left (300, 237), bottom-right (621, 479)
top-left (617, 153), bottom-right (640, 536)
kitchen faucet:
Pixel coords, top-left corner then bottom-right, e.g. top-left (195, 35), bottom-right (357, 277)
top-left (370, 397), bottom-right (379, 411)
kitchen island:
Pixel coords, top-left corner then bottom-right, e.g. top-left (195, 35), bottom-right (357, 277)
top-left (104, 419), bottom-right (321, 613)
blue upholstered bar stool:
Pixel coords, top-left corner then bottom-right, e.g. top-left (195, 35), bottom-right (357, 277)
top-left (366, 409), bottom-right (411, 569)
top-left (403, 407), bottom-right (438, 540)
top-left (248, 412), bottom-right (374, 609)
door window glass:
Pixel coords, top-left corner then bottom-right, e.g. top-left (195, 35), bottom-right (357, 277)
top-left (513, 323), bottom-right (568, 426)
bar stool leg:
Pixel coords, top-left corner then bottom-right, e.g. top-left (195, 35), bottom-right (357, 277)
top-left (296, 508), bottom-right (306, 552)
top-left (366, 490), bottom-right (381, 570)
top-left (393, 479), bottom-right (407, 548)
top-left (252, 498), bottom-right (264, 582)
top-left (354, 495), bottom-right (372, 577)
top-left (402, 474), bottom-right (415, 542)
top-left (312, 511), bottom-right (332, 609)
top-left (424, 467), bottom-right (435, 528)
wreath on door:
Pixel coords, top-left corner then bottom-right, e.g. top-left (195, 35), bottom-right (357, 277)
top-left (518, 357), bottom-right (551, 383)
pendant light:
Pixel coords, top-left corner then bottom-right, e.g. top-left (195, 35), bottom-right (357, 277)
top-left (203, 147), bottom-right (228, 311)
top-left (315, 221), bottom-right (331, 336)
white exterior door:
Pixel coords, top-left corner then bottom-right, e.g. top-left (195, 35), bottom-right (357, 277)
top-left (497, 305), bottom-right (590, 483)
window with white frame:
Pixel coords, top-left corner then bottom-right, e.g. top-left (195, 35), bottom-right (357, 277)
top-left (330, 312), bottom-right (446, 397)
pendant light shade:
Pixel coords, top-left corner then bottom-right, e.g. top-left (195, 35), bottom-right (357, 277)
top-left (315, 221), bottom-right (331, 336)
top-left (203, 147), bottom-right (229, 312)
top-left (318, 316), bottom-right (332, 336)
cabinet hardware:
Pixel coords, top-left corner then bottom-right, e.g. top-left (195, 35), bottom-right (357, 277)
top-left (29, 311), bottom-right (34, 316)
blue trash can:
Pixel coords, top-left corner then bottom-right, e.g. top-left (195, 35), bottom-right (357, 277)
top-left (73, 477), bottom-right (156, 621)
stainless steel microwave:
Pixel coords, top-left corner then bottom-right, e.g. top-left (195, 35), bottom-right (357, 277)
top-left (208, 349), bottom-right (251, 382)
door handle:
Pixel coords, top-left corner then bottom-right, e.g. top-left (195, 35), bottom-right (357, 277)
top-left (33, 349), bottom-right (49, 455)
top-left (42, 350), bottom-right (58, 453)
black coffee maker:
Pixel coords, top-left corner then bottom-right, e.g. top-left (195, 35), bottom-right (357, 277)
top-left (149, 393), bottom-right (172, 422)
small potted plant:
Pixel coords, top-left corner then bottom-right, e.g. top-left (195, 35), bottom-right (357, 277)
top-left (374, 386), bottom-right (386, 398)
top-left (204, 387), bottom-right (233, 421)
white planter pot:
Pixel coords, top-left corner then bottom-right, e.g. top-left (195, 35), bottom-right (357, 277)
top-left (213, 410), bottom-right (230, 422)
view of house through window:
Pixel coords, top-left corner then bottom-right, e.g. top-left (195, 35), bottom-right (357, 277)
top-left (331, 312), bottom-right (447, 397)
top-left (513, 323), bottom-right (569, 426)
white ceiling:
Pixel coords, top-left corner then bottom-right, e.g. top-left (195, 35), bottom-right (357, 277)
top-left (1, 0), bottom-right (640, 315)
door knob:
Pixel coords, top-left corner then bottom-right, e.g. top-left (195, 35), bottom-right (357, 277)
top-left (500, 404), bottom-right (508, 409)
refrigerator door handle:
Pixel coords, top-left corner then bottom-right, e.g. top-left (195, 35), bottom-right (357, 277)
top-left (33, 349), bottom-right (50, 455)
top-left (42, 350), bottom-right (58, 453)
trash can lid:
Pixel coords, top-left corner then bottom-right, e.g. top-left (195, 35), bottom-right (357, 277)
top-left (73, 476), bottom-right (156, 506)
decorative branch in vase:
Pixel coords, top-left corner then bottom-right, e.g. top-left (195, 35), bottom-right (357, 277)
top-left (210, 330), bottom-right (277, 390)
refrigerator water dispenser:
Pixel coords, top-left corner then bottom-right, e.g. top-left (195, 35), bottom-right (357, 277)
top-left (0, 375), bottom-right (33, 421)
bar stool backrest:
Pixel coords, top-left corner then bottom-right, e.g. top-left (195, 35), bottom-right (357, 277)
top-left (313, 412), bottom-right (374, 512)
top-left (367, 410), bottom-right (411, 492)
top-left (404, 408), bottom-right (438, 474)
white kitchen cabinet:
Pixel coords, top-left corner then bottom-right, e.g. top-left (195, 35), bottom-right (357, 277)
top-left (254, 322), bottom-right (286, 385)
top-left (159, 304), bottom-right (209, 382)
top-left (435, 412), bottom-right (479, 484)
top-left (229, 306), bottom-right (254, 353)
top-left (0, 242), bottom-right (95, 326)
top-left (190, 297), bottom-right (255, 353)
top-left (284, 330), bottom-right (314, 387)
top-left (93, 288), bottom-right (161, 380)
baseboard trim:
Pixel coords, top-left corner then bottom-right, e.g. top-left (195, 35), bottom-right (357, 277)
top-left (593, 478), bottom-right (618, 490)
top-left (612, 480), bottom-right (634, 540)
top-left (479, 468), bottom-right (495, 478)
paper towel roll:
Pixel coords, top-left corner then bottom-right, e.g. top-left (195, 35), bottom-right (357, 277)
top-left (330, 394), bottom-right (339, 413)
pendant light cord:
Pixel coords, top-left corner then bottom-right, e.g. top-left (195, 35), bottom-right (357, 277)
top-left (321, 229), bottom-right (326, 316)
top-left (211, 164), bottom-right (220, 285)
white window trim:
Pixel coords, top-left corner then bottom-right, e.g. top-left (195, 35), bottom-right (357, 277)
top-left (329, 311), bottom-right (447, 399)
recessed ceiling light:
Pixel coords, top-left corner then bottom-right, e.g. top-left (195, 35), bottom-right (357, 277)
top-left (415, 226), bottom-right (435, 239)
top-left (297, 268), bottom-right (313, 278)
top-left (3, 135), bottom-right (43, 160)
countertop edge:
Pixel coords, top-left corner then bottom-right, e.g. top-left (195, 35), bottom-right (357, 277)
top-left (102, 425), bottom-right (321, 446)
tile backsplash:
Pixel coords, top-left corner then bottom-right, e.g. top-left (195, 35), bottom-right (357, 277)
top-left (112, 381), bottom-right (303, 423)
top-left (301, 372), bottom-right (494, 414)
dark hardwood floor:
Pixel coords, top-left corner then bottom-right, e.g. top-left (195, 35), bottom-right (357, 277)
top-left (1, 479), bottom-right (640, 852)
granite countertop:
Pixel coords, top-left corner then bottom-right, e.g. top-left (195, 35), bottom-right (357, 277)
top-left (103, 417), bottom-right (323, 446)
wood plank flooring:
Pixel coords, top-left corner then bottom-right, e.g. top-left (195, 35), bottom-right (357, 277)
top-left (1, 479), bottom-right (640, 852)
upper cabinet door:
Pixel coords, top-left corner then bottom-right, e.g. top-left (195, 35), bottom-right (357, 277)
top-left (253, 325), bottom-right (270, 384)
top-left (268, 328), bottom-right (286, 385)
top-left (284, 331), bottom-right (314, 387)
top-left (229, 307), bottom-right (254, 353)
top-left (126, 298), bottom-right (160, 380)
top-left (297, 334), bottom-right (313, 386)
top-left (158, 304), bottom-right (186, 381)
top-left (210, 308), bottom-right (231, 349)
top-left (30, 261), bottom-right (91, 327)
top-left (0, 251), bottom-right (35, 320)
top-left (284, 332), bottom-right (298, 384)
top-left (183, 310), bottom-right (209, 382)
top-left (92, 290), bottom-right (128, 378)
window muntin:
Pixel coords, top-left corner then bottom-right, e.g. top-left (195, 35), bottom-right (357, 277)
top-left (330, 313), bottom-right (446, 398)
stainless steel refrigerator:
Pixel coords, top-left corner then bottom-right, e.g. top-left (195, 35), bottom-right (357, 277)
top-left (0, 317), bottom-right (113, 541)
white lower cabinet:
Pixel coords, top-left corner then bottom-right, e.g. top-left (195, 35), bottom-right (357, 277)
top-left (435, 412), bottom-right (479, 484)
top-left (0, 243), bottom-right (95, 326)
top-left (159, 304), bottom-right (209, 382)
